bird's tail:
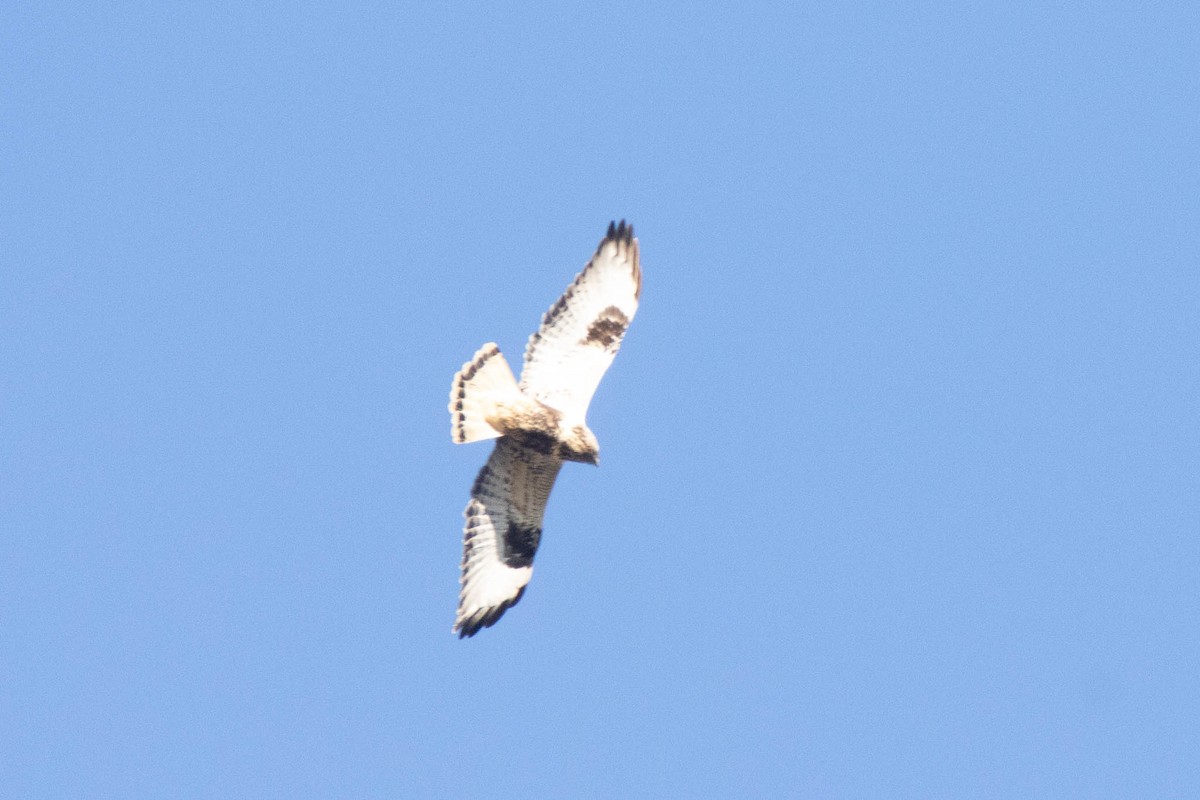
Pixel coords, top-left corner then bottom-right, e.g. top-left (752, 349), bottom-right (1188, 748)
top-left (449, 343), bottom-right (522, 444)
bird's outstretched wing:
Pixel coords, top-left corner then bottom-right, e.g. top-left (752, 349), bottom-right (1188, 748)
top-left (519, 220), bottom-right (641, 417)
top-left (455, 437), bottom-right (564, 638)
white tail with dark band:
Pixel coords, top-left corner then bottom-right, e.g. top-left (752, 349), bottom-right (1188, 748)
top-left (449, 343), bottom-right (522, 444)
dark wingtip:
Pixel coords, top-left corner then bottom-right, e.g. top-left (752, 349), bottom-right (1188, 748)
top-left (455, 585), bottom-right (528, 639)
top-left (605, 219), bottom-right (634, 245)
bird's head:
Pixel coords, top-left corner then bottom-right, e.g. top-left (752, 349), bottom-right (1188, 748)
top-left (563, 425), bottom-right (600, 466)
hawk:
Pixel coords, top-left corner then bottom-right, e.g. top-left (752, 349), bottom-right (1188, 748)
top-left (448, 221), bottom-right (642, 637)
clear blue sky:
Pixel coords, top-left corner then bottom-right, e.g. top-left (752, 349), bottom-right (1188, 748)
top-left (3, 3), bottom-right (1197, 797)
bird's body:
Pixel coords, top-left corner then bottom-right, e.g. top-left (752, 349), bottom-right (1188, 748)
top-left (448, 221), bottom-right (641, 637)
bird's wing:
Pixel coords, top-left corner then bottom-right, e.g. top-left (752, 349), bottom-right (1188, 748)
top-left (519, 220), bottom-right (641, 418)
top-left (455, 436), bottom-right (564, 638)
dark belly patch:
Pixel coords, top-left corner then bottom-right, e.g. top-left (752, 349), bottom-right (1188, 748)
top-left (511, 429), bottom-right (558, 455)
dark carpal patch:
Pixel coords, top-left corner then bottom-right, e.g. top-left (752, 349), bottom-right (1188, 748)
top-left (502, 521), bottom-right (541, 568)
top-left (584, 306), bottom-right (630, 349)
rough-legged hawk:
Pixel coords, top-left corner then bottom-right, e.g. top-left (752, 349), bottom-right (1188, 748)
top-left (448, 221), bottom-right (641, 637)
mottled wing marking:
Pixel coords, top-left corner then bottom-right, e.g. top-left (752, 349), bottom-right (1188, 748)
top-left (583, 306), bottom-right (631, 350)
top-left (520, 220), bottom-right (641, 417)
top-left (501, 520), bottom-right (541, 568)
top-left (455, 437), bottom-right (564, 638)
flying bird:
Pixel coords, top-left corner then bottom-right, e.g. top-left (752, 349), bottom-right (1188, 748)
top-left (448, 221), bottom-right (642, 637)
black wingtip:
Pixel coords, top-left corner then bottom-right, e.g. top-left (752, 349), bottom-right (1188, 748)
top-left (455, 585), bottom-right (528, 639)
top-left (605, 219), bottom-right (634, 244)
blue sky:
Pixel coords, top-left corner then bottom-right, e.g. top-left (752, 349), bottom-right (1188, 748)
top-left (3, 3), bottom-right (1197, 797)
